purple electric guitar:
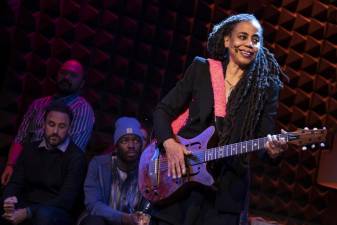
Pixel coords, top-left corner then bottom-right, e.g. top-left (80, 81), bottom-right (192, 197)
top-left (138, 126), bottom-right (327, 204)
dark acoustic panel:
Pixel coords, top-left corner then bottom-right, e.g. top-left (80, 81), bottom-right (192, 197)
top-left (0, 1), bottom-right (337, 224)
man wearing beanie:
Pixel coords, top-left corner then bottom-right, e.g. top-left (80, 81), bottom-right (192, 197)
top-left (79, 117), bottom-right (149, 225)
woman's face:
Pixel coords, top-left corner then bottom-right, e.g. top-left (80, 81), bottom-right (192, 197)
top-left (224, 20), bottom-right (262, 67)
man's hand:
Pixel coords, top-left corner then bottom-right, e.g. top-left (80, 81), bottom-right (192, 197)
top-left (135, 211), bottom-right (150, 225)
top-left (163, 138), bottom-right (191, 179)
top-left (121, 212), bottom-right (142, 225)
top-left (1, 165), bottom-right (14, 186)
top-left (2, 208), bottom-right (28, 225)
top-left (265, 130), bottom-right (288, 159)
top-left (3, 196), bottom-right (18, 214)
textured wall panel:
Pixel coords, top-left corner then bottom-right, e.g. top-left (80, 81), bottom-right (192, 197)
top-left (0, 0), bottom-right (337, 224)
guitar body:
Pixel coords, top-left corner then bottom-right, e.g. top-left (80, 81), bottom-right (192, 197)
top-left (138, 126), bottom-right (216, 204)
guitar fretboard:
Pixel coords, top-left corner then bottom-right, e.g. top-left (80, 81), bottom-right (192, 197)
top-left (186, 134), bottom-right (287, 166)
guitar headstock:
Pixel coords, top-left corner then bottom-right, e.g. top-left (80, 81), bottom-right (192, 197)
top-left (286, 127), bottom-right (327, 151)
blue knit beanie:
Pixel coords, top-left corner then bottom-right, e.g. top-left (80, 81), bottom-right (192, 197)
top-left (113, 117), bottom-right (143, 145)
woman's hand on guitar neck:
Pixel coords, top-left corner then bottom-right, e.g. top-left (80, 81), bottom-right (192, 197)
top-left (163, 138), bottom-right (192, 179)
top-left (265, 129), bottom-right (288, 159)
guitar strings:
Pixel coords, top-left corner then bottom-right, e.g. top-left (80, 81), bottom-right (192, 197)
top-left (152, 135), bottom-right (288, 171)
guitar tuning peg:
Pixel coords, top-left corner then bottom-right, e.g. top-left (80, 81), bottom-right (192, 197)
top-left (320, 143), bottom-right (325, 148)
top-left (313, 128), bottom-right (317, 130)
top-left (304, 127), bottom-right (309, 130)
top-left (311, 144), bottom-right (316, 149)
top-left (302, 146), bottom-right (307, 151)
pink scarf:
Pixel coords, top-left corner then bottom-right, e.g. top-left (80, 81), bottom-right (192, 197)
top-left (171, 59), bottom-right (227, 134)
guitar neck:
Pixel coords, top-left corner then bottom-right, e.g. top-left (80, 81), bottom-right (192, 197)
top-left (187, 134), bottom-right (286, 165)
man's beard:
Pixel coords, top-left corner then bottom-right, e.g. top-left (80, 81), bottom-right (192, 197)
top-left (117, 148), bottom-right (141, 163)
top-left (45, 134), bottom-right (63, 147)
top-left (57, 79), bottom-right (73, 95)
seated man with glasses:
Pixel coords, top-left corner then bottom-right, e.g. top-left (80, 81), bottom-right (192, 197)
top-left (79, 117), bottom-right (149, 225)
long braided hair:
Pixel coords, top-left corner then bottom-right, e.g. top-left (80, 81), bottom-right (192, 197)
top-left (207, 14), bottom-right (284, 153)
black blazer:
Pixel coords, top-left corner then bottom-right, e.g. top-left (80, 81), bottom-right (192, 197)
top-left (153, 56), bottom-right (280, 220)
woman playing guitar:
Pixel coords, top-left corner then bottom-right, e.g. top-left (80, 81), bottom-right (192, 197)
top-left (149, 13), bottom-right (288, 225)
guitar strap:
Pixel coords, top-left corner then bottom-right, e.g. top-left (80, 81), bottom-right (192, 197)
top-left (171, 58), bottom-right (227, 134)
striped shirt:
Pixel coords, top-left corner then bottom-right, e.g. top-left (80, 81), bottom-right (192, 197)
top-left (14, 94), bottom-right (95, 151)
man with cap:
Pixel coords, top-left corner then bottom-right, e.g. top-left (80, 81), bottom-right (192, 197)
top-left (79, 117), bottom-right (149, 225)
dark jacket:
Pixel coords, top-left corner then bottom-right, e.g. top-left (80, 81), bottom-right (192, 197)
top-left (153, 56), bottom-right (280, 223)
